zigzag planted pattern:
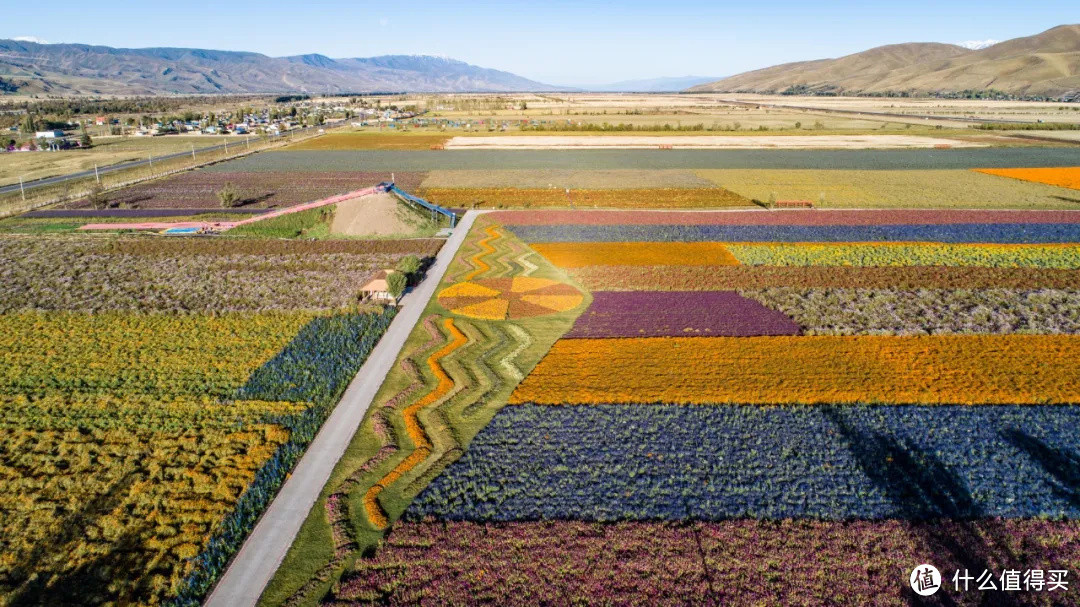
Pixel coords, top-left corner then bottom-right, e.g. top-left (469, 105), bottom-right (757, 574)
top-left (516, 247), bottom-right (539, 278)
top-left (282, 316), bottom-right (446, 607)
top-left (463, 224), bottom-right (501, 281)
top-left (492, 228), bottom-right (522, 277)
top-left (459, 322), bottom-right (509, 419)
top-left (363, 317), bottom-right (467, 529)
top-left (501, 323), bottom-right (531, 383)
top-left (447, 224), bottom-right (486, 283)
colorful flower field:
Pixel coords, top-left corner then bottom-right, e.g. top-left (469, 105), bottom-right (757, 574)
top-left (408, 404), bottom-right (1080, 520)
top-left (62, 171), bottom-right (424, 210)
top-left (0, 231), bottom-right (405, 604)
top-left (0, 236), bottom-right (442, 312)
top-left (507, 222), bottom-right (1080, 243)
top-left (419, 186), bottom-right (753, 209)
top-left (565, 291), bottom-right (800, 338)
top-left (279, 207), bottom-right (1080, 606)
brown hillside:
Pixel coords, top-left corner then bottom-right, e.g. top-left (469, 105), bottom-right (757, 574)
top-left (690, 24), bottom-right (1080, 97)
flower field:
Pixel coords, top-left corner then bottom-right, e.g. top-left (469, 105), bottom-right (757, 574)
top-left (744, 288), bottom-right (1080, 335)
top-left (437, 277), bottom-right (585, 320)
top-left (565, 291), bottom-right (800, 338)
top-left (570, 265), bottom-right (1080, 290)
top-left (509, 335), bottom-right (1080, 405)
top-left (728, 242), bottom-right (1080, 268)
top-left (269, 208), bottom-right (1080, 606)
top-left (420, 169), bottom-right (718, 189)
top-left (418, 187), bottom-right (754, 209)
top-left (531, 241), bottom-right (740, 267)
top-left (0, 312), bottom-right (313, 398)
top-left (407, 404), bottom-right (1080, 520)
top-left (492, 208), bottom-right (1080, 226)
top-left (509, 222), bottom-right (1080, 243)
top-left (0, 236), bottom-right (442, 312)
top-left (0, 233), bottom-right (399, 607)
top-left (695, 168), bottom-right (1080, 209)
top-left (975, 167), bottom-right (1080, 191)
top-left (335, 519), bottom-right (1080, 606)
top-left (0, 396), bottom-right (296, 604)
top-left (62, 171), bottom-right (425, 210)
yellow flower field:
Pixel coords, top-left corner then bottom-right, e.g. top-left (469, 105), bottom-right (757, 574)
top-left (509, 335), bottom-right (1080, 405)
top-left (420, 187), bottom-right (753, 209)
top-left (727, 242), bottom-right (1080, 268)
top-left (0, 312), bottom-right (314, 398)
top-left (0, 395), bottom-right (295, 604)
top-left (531, 242), bottom-right (740, 268)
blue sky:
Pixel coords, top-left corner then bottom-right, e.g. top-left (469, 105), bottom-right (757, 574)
top-left (3, 1), bottom-right (1076, 85)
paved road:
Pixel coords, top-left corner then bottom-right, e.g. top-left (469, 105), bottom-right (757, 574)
top-left (0, 142), bottom-right (234, 195)
top-left (204, 210), bottom-right (478, 607)
top-left (0, 126), bottom-right (325, 195)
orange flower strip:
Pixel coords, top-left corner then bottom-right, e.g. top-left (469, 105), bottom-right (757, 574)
top-left (364, 317), bottom-right (467, 529)
top-left (531, 242), bottom-right (740, 268)
top-left (974, 167), bottom-right (1080, 191)
top-left (287, 316), bottom-right (446, 606)
top-left (509, 335), bottom-right (1080, 406)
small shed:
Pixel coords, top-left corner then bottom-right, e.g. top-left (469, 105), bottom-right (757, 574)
top-left (360, 269), bottom-right (399, 302)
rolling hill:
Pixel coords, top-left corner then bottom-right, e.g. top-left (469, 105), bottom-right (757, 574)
top-left (690, 24), bottom-right (1080, 98)
top-left (0, 40), bottom-right (557, 95)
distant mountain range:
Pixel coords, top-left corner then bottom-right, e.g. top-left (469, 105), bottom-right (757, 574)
top-left (580, 76), bottom-right (723, 92)
top-left (689, 24), bottom-right (1080, 98)
top-left (0, 40), bottom-right (558, 94)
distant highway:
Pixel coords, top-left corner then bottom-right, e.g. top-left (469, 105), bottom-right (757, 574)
top-left (0, 142), bottom-right (231, 195)
top-left (0, 125), bottom-right (325, 195)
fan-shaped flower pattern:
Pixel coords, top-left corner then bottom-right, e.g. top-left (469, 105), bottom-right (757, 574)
top-left (438, 277), bottom-right (584, 320)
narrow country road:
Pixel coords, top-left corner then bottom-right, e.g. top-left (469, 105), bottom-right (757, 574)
top-left (0, 125), bottom-right (326, 195)
top-left (204, 210), bottom-right (479, 607)
top-left (0, 143), bottom-right (231, 195)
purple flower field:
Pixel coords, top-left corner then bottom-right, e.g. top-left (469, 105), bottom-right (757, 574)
top-left (336, 519), bottom-right (1080, 606)
top-left (565, 290), bottom-right (801, 338)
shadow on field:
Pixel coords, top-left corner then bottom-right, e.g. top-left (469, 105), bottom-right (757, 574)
top-left (822, 407), bottom-right (1020, 607)
top-left (240, 192), bottom-right (276, 206)
top-left (6, 471), bottom-right (158, 605)
top-left (1001, 428), bottom-right (1080, 509)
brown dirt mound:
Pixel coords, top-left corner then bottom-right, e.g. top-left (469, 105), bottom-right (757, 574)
top-left (330, 192), bottom-right (425, 236)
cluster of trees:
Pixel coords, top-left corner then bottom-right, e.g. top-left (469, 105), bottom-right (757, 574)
top-left (0, 94), bottom-right (293, 115)
top-left (974, 122), bottom-right (1080, 131)
top-left (387, 255), bottom-right (425, 300)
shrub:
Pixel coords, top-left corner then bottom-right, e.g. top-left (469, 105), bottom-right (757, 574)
top-left (87, 184), bottom-right (109, 210)
top-left (396, 254), bottom-right (421, 275)
top-left (388, 272), bottom-right (408, 299)
top-left (216, 182), bottom-right (243, 208)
